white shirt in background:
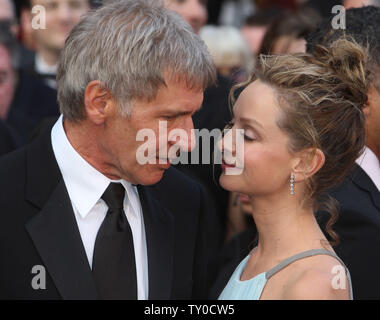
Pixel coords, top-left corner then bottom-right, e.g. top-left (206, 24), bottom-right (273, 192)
top-left (356, 146), bottom-right (380, 192)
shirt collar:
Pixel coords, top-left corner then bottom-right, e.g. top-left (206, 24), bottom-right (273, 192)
top-left (356, 146), bottom-right (380, 192)
top-left (35, 53), bottom-right (57, 75)
top-left (51, 115), bottom-right (139, 218)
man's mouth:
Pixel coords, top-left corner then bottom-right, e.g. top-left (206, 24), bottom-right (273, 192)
top-left (156, 157), bottom-right (173, 169)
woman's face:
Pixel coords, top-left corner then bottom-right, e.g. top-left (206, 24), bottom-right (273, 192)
top-left (219, 80), bottom-right (295, 197)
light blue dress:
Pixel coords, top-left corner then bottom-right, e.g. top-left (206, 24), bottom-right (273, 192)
top-left (218, 248), bottom-right (353, 300)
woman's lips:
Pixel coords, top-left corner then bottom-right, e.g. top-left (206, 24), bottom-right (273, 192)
top-left (221, 160), bottom-right (236, 171)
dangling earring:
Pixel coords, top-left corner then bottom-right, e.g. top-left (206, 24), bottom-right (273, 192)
top-left (290, 173), bottom-right (295, 195)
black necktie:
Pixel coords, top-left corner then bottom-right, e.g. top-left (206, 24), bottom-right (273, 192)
top-left (92, 183), bottom-right (137, 299)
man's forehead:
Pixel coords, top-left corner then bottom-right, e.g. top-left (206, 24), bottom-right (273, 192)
top-left (133, 85), bottom-right (203, 114)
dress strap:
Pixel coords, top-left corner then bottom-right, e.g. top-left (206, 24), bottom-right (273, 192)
top-left (265, 248), bottom-right (353, 299)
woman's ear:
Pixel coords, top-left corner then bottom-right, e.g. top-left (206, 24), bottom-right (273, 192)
top-left (292, 148), bottom-right (325, 182)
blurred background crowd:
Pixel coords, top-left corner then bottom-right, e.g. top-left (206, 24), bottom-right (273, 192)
top-left (1, 0), bottom-right (380, 299)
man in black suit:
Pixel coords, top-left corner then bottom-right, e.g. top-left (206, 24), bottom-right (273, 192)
top-left (0, 118), bottom-right (21, 155)
top-left (0, 0), bottom-right (217, 299)
top-left (0, 21), bottom-right (59, 143)
top-left (307, 5), bottom-right (380, 299)
top-left (19, 0), bottom-right (91, 89)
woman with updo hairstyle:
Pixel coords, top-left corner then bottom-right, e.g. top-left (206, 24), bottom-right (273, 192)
top-left (217, 38), bottom-right (368, 300)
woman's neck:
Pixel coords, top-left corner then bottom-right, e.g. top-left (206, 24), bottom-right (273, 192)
top-left (249, 194), bottom-right (329, 262)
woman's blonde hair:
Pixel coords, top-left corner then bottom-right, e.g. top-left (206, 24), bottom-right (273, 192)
top-left (231, 38), bottom-right (369, 245)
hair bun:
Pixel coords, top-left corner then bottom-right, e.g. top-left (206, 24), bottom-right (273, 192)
top-left (313, 38), bottom-right (369, 109)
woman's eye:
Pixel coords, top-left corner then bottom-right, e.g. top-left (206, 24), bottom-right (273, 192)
top-left (243, 130), bottom-right (256, 141)
top-left (244, 134), bottom-right (254, 141)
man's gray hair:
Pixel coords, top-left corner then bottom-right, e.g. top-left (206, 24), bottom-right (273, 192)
top-left (57, 0), bottom-right (216, 121)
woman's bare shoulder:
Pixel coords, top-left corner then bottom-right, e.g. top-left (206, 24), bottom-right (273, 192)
top-left (281, 255), bottom-right (350, 300)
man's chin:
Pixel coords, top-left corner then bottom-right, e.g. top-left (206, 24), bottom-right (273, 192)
top-left (136, 167), bottom-right (168, 186)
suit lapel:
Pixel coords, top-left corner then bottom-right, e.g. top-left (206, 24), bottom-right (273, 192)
top-left (24, 124), bottom-right (98, 299)
top-left (137, 185), bottom-right (174, 300)
top-left (26, 180), bottom-right (98, 299)
top-left (352, 165), bottom-right (380, 211)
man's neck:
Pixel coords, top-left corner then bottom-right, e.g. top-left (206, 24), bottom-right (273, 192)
top-left (63, 119), bottom-right (126, 181)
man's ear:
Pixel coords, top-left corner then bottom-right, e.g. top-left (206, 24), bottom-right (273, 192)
top-left (292, 148), bottom-right (325, 182)
top-left (84, 80), bottom-right (113, 125)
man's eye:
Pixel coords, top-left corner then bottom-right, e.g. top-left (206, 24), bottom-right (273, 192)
top-left (162, 115), bottom-right (176, 120)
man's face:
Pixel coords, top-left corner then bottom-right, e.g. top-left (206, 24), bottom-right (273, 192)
top-left (241, 25), bottom-right (267, 55)
top-left (99, 80), bottom-right (204, 186)
top-left (30, 0), bottom-right (90, 55)
top-left (0, 0), bottom-right (13, 20)
top-left (164, 0), bottom-right (208, 34)
top-left (0, 44), bottom-right (16, 119)
top-left (0, 0), bottom-right (18, 35)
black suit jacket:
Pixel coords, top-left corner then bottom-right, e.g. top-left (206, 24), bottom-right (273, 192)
top-left (0, 119), bottom-right (22, 156)
top-left (6, 70), bottom-right (59, 143)
top-left (318, 165), bottom-right (380, 299)
top-left (0, 123), bottom-right (211, 300)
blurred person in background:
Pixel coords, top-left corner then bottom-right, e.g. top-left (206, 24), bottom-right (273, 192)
top-left (0, 23), bottom-right (17, 121)
top-left (258, 7), bottom-right (321, 55)
top-left (200, 25), bottom-right (254, 83)
top-left (217, 0), bottom-right (255, 27)
top-left (19, 0), bottom-right (91, 89)
top-left (0, 0), bottom-right (35, 69)
top-left (0, 0), bottom-right (18, 35)
top-left (344, 0), bottom-right (380, 8)
top-left (240, 7), bottom-right (281, 56)
top-left (0, 22), bottom-right (59, 143)
top-left (307, 5), bottom-right (380, 299)
top-left (0, 18), bottom-right (22, 155)
top-left (164, 0), bottom-right (208, 34)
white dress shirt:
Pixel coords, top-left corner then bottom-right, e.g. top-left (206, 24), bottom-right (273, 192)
top-left (51, 115), bottom-right (149, 299)
top-left (356, 146), bottom-right (380, 192)
top-left (35, 54), bottom-right (57, 89)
